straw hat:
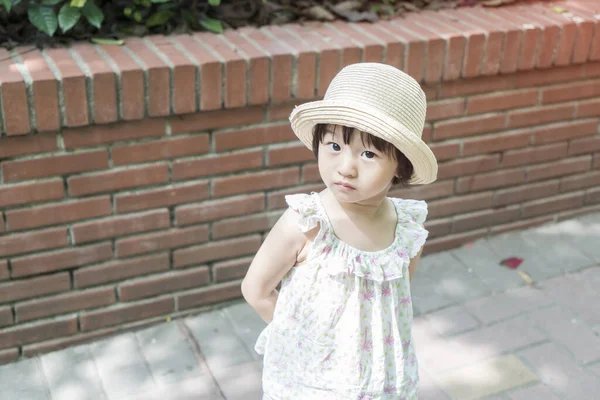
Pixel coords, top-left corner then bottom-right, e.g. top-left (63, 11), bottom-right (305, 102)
top-left (289, 63), bottom-right (438, 185)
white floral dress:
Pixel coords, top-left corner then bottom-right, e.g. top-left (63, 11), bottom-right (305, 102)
top-left (255, 193), bottom-right (429, 400)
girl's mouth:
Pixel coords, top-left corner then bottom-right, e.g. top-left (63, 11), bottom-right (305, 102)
top-left (335, 181), bottom-right (356, 190)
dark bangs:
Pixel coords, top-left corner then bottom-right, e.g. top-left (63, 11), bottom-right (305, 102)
top-left (311, 124), bottom-right (414, 185)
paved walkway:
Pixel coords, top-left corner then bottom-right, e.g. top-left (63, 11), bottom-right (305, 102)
top-left (1, 213), bottom-right (600, 400)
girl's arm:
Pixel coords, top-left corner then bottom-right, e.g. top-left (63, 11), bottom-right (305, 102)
top-left (241, 208), bottom-right (308, 323)
top-left (408, 247), bottom-right (423, 281)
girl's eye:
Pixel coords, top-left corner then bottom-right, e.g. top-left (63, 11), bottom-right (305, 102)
top-left (362, 151), bottom-right (376, 159)
top-left (328, 143), bottom-right (341, 152)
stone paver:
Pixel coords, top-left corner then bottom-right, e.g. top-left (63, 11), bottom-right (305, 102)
top-left (0, 212), bottom-right (598, 400)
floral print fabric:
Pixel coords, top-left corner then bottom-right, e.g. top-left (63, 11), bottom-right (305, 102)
top-left (255, 193), bottom-right (429, 400)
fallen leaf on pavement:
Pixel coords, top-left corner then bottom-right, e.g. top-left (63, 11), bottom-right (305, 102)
top-left (500, 256), bottom-right (523, 269)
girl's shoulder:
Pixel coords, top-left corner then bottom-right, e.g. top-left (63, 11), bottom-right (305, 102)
top-left (389, 197), bottom-right (428, 225)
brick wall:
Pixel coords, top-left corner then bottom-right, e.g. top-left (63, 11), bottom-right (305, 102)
top-left (0, 0), bottom-right (599, 364)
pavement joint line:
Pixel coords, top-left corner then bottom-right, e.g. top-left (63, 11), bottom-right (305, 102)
top-left (177, 318), bottom-right (226, 398)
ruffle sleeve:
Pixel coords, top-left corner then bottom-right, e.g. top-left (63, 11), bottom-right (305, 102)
top-left (394, 199), bottom-right (429, 258)
top-left (285, 194), bottom-right (320, 233)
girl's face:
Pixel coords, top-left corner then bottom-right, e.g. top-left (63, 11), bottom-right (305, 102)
top-left (317, 125), bottom-right (398, 202)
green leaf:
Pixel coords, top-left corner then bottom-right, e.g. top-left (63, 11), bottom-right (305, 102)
top-left (91, 37), bottom-right (124, 45)
top-left (28, 5), bottom-right (58, 36)
top-left (146, 10), bottom-right (174, 27)
top-left (41, 0), bottom-right (64, 5)
top-left (82, 1), bottom-right (103, 28)
top-left (208, 0), bottom-right (221, 6)
top-left (0, 0), bottom-right (12, 12)
top-left (70, 0), bottom-right (86, 7)
top-left (150, 0), bottom-right (170, 3)
top-left (58, 3), bottom-right (81, 32)
top-left (199, 16), bottom-right (222, 33)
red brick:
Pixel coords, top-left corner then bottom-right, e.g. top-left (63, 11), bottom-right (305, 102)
top-left (586, 187), bottom-right (600, 204)
top-left (96, 44), bottom-right (145, 120)
top-left (68, 164), bottom-right (169, 196)
top-left (0, 348), bottom-right (20, 364)
top-left (523, 192), bottom-right (584, 218)
top-left (494, 8), bottom-right (541, 71)
top-left (569, 136), bottom-right (600, 156)
top-left (453, 207), bottom-right (521, 233)
top-left (71, 43), bottom-right (118, 124)
top-left (527, 4), bottom-right (577, 67)
top-left (194, 32), bottom-right (246, 108)
top-left (560, 171), bottom-right (600, 193)
top-left (0, 261), bottom-right (8, 282)
top-left (501, 143), bottom-right (568, 168)
top-left (43, 47), bottom-right (89, 127)
top-left (75, 253), bottom-right (170, 288)
top-left (463, 130), bottom-right (530, 156)
top-left (117, 225), bottom-right (208, 257)
top-left (439, 75), bottom-right (514, 99)
top-left (301, 163), bottom-right (321, 183)
top-left (0, 179), bottom-right (64, 208)
top-left (434, 114), bottom-right (505, 140)
top-left (0, 134), bottom-right (57, 159)
top-left (15, 287), bottom-right (116, 322)
top-left (466, 90), bottom-right (538, 115)
top-left (304, 21), bottom-right (362, 69)
top-left (213, 211), bottom-right (282, 239)
top-left (583, 63), bottom-right (600, 78)
top-left (124, 37), bottom-right (170, 117)
top-left (214, 123), bottom-right (295, 152)
top-left (174, 235), bottom-right (261, 268)
top-left (426, 99), bottom-right (465, 122)
top-left (170, 35), bottom-right (222, 111)
top-left (514, 65), bottom-right (583, 88)
top-left (577, 99), bottom-right (600, 118)
top-left (172, 150), bottom-right (263, 181)
top-left (0, 48), bottom-right (31, 135)
top-left (518, 7), bottom-right (561, 68)
top-left (266, 26), bottom-right (318, 100)
top-left (18, 48), bottom-right (60, 132)
top-left (268, 143), bottom-right (314, 166)
top-left (428, 192), bottom-right (494, 218)
top-left (595, 152), bottom-right (600, 169)
top-left (542, 80), bottom-right (600, 104)
top-left (178, 280), bottom-right (242, 310)
top-left (0, 227), bottom-right (67, 258)
top-left (221, 30), bottom-right (269, 106)
top-left (6, 196), bottom-right (111, 231)
top-left (391, 181), bottom-right (456, 202)
top-left (240, 27), bottom-right (293, 103)
top-left (0, 317), bottom-right (77, 350)
top-left (115, 181), bottom-right (209, 213)
top-left (0, 306), bottom-right (13, 327)
top-left (494, 180), bottom-right (560, 206)
top-left (532, 120), bottom-right (598, 144)
top-left (213, 257), bottom-right (252, 283)
top-left (213, 168), bottom-right (299, 198)
top-left (112, 135), bottom-right (209, 166)
top-left (528, 156), bottom-right (592, 182)
top-left (508, 103), bottom-right (575, 129)
top-left (73, 209), bottom-right (170, 244)
top-left (327, 21), bottom-right (384, 63)
top-left (146, 35), bottom-right (197, 115)
top-left (176, 193), bottom-right (264, 225)
top-left (423, 229), bottom-right (488, 254)
top-left (0, 273), bottom-right (70, 304)
top-left (456, 169), bottom-right (526, 193)
top-left (11, 243), bottom-right (113, 278)
top-left (170, 107), bottom-right (263, 135)
top-left (266, 183), bottom-right (326, 210)
top-left (63, 119), bottom-right (166, 149)
top-left (80, 297), bottom-right (174, 331)
top-left (490, 215), bottom-right (555, 235)
top-left (377, 20), bottom-right (426, 82)
top-left (437, 155), bottom-right (501, 180)
top-left (572, 20), bottom-right (596, 64)
top-left (119, 268), bottom-right (210, 301)
top-left (353, 23), bottom-right (405, 72)
top-left (284, 24), bottom-right (341, 97)
top-left (3, 150), bottom-right (108, 182)
top-left (424, 218), bottom-right (453, 238)
top-left (429, 143), bottom-right (460, 161)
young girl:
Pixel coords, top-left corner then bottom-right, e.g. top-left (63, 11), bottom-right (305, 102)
top-left (241, 63), bottom-right (438, 400)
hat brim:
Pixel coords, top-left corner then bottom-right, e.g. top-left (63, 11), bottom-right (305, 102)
top-left (289, 99), bottom-right (438, 185)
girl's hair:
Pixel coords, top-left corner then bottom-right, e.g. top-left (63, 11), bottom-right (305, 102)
top-left (312, 124), bottom-right (414, 185)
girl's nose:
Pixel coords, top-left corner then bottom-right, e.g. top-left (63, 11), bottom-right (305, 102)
top-left (337, 152), bottom-right (357, 178)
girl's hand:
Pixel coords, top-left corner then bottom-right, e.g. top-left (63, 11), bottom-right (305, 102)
top-left (241, 208), bottom-right (309, 323)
